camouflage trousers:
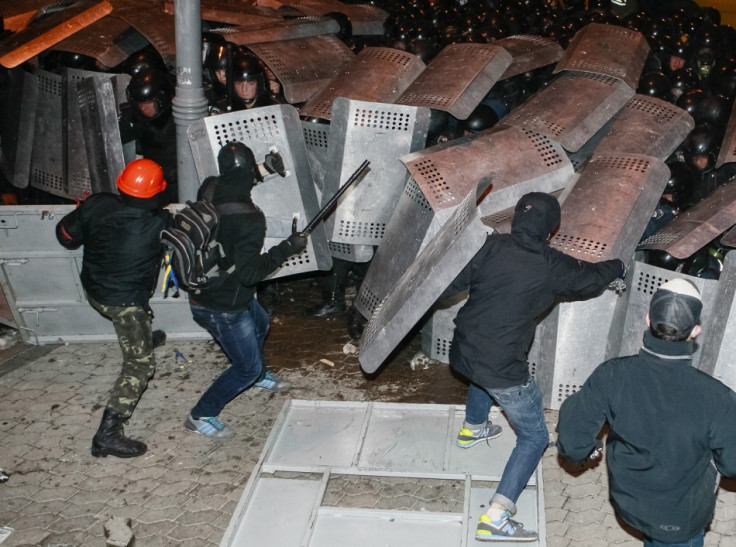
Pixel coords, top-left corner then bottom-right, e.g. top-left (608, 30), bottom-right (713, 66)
top-left (88, 295), bottom-right (155, 419)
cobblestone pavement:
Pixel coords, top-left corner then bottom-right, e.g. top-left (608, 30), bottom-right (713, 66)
top-left (1, 279), bottom-right (735, 546)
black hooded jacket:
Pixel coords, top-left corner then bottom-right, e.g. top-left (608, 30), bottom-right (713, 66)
top-left (189, 167), bottom-right (293, 313)
top-left (442, 193), bottom-right (623, 388)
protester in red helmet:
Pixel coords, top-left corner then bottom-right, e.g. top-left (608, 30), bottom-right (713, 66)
top-left (55, 159), bottom-right (171, 459)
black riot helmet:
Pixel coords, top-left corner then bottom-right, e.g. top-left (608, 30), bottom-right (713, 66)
top-left (669, 67), bottom-right (698, 102)
top-left (644, 250), bottom-right (685, 271)
top-left (202, 32), bottom-right (226, 70)
top-left (682, 124), bottom-right (720, 172)
top-left (664, 162), bottom-right (695, 207)
top-left (637, 71), bottom-right (671, 100)
top-left (676, 88), bottom-right (706, 117)
top-left (122, 48), bottom-right (167, 77)
top-left (231, 54), bottom-right (264, 83)
top-left (126, 68), bottom-right (172, 119)
top-left (692, 92), bottom-right (731, 128)
top-left (462, 104), bottom-right (499, 134)
top-left (217, 141), bottom-right (258, 181)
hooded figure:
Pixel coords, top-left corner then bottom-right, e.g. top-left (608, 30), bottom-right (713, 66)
top-left (440, 192), bottom-right (625, 541)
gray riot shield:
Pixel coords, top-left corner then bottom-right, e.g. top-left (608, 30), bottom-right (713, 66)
top-left (279, 0), bottom-right (388, 36)
top-left (554, 153), bottom-right (669, 261)
top-left (638, 182), bottom-right (736, 258)
top-left (359, 187), bottom-right (488, 374)
top-left (354, 126), bottom-right (573, 319)
top-left (395, 43), bottom-right (512, 120)
top-left (494, 34), bottom-right (564, 80)
top-left (50, 15), bottom-right (132, 70)
top-left (187, 104), bottom-right (332, 278)
top-left (553, 23), bottom-right (649, 90)
top-left (246, 35), bottom-right (355, 105)
top-left (501, 70), bottom-right (635, 152)
top-left (195, 1), bottom-right (282, 26)
top-left (301, 117), bottom-right (331, 197)
top-left (567, 94), bottom-right (695, 170)
top-left (0, 68), bottom-right (37, 189)
top-left (214, 17), bottom-right (340, 45)
top-left (717, 100), bottom-right (736, 168)
top-left (112, 3), bottom-right (176, 67)
top-left (76, 73), bottom-right (127, 194)
top-left (321, 98), bottom-right (431, 246)
top-left (720, 224), bottom-right (736, 248)
top-left (328, 242), bottom-right (374, 263)
top-left (299, 47), bottom-right (425, 121)
top-left (0, 0), bottom-right (113, 68)
top-left (30, 68), bottom-right (65, 197)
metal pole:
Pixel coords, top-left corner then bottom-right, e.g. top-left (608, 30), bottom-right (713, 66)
top-left (172, 0), bottom-right (209, 203)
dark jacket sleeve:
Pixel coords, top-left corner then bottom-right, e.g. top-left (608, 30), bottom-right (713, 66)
top-left (557, 364), bottom-right (611, 463)
top-left (549, 250), bottom-right (624, 299)
top-left (709, 388), bottom-right (736, 477)
top-left (56, 207), bottom-right (85, 250)
top-left (229, 214), bottom-right (292, 287)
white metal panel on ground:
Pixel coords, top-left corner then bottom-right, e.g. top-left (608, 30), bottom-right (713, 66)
top-left (222, 400), bottom-right (545, 547)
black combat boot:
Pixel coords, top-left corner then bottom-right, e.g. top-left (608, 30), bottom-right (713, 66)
top-left (91, 409), bottom-right (147, 458)
top-left (347, 305), bottom-right (366, 340)
top-left (304, 293), bottom-right (347, 318)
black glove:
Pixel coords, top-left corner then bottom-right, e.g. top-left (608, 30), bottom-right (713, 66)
top-left (616, 259), bottom-right (627, 279)
top-left (264, 151), bottom-right (285, 176)
top-left (286, 232), bottom-right (308, 254)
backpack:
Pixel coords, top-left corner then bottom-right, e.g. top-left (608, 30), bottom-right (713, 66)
top-left (161, 198), bottom-right (258, 294)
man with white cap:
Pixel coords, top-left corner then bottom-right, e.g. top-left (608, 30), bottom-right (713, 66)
top-left (557, 278), bottom-right (736, 547)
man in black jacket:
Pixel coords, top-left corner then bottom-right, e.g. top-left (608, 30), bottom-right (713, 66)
top-left (184, 142), bottom-right (307, 439)
top-left (557, 278), bottom-right (736, 546)
top-left (56, 159), bottom-right (170, 458)
top-left (442, 192), bottom-right (625, 542)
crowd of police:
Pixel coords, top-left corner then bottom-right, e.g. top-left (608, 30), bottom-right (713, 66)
top-left (2, 0), bottom-right (736, 285)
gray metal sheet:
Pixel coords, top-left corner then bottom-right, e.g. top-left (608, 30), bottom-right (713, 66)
top-left (301, 118), bottom-right (331, 196)
top-left (50, 15), bottom-right (132, 70)
top-left (187, 104), bottom-right (332, 277)
top-left (30, 68), bottom-right (66, 197)
top-left (701, 252), bottom-right (736, 391)
top-left (282, 1), bottom-right (388, 36)
top-left (215, 17), bottom-right (340, 45)
top-left (76, 73), bottom-right (126, 194)
top-left (552, 154), bottom-right (669, 262)
top-left (501, 71), bottom-right (635, 153)
top-left (638, 182), bottom-right (736, 259)
top-left (64, 68), bottom-right (94, 199)
top-left (0, 68), bottom-right (37, 189)
top-left (495, 34), bottom-right (564, 80)
top-left (359, 189), bottom-right (488, 374)
top-left (328, 242), bottom-right (373, 263)
top-left (322, 99), bottom-right (431, 246)
top-left (395, 43), bottom-right (512, 120)
top-left (112, 3), bottom-right (176, 67)
top-left (246, 35), bottom-right (354, 105)
top-left (183, 0), bottom-right (283, 26)
top-left (299, 47), bottom-right (425, 121)
top-left (717, 100), bottom-right (736, 168)
top-left (553, 23), bottom-right (649, 90)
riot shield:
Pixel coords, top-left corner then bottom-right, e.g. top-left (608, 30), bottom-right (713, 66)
top-left (301, 117), bottom-right (331, 197)
top-left (179, 0), bottom-right (283, 26)
top-left (187, 104), bottom-right (332, 278)
top-left (395, 43), bottom-right (512, 120)
top-left (273, 0), bottom-right (388, 36)
top-left (111, 2), bottom-right (176, 67)
top-left (501, 70), bottom-right (635, 152)
top-left (0, 68), bottom-right (37, 189)
top-left (717, 100), bottom-right (736, 168)
top-left (50, 14), bottom-right (132, 69)
top-left (246, 35), bottom-right (354, 105)
top-left (494, 34), bottom-right (564, 80)
top-left (638, 182), bottom-right (736, 259)
top-left (213, 17), bottom-right (340, 45)
top-left (359, 186), bottom-right (489, 374)
top-left (567, 94), bottom-right (695, 170)
top-left (76, 73), bottom-right (127, 194)
top-left (30, 68), bottom-right (65, 197)
top-left (553, 23), bottom-right (649, 89)
top-left (321, 99), bottom-right (431, 246)
top-left (299, 47), bottom-right (425, 121)
top-left (0, 0), bottom-right (113, 68)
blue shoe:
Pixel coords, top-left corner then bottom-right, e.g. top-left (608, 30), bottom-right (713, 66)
top-left (185, 415), bottom-right (234, 439)
top-left (475, 512), bottom-right (538, 542)
top-left (254, 370), bottom-right (292, 393)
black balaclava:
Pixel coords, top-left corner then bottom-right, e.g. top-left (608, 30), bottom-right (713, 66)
top-left (510, 192), bottom-right (561, 250)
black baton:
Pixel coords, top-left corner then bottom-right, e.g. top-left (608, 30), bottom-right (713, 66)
top-left (302, 160), bottom-right (370, 235)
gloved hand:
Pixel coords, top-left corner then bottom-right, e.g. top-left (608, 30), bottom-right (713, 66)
top-left (608, 259), bottom-right (627, 295)
top-left (264, 151), bottom-right (286, 177)
top-left (286, 232), bottom-right (308, 254)
top-left (616, 259), bottom-right (627, 279)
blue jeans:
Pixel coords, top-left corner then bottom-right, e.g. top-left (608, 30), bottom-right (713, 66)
top-left (465, 376), bottom-right (549, 514)
top-left (644, 530), bottom-right (704, 547)
top-left (190, 298), bottom-right (269, 418)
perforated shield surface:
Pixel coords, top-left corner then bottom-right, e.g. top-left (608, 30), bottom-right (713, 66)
top-left (246, 35), bottom-right (354, 105)
top-left (187, 104), bottom-right (332, 278)
top-left (494, 35), bottom-right (564, 80)
top-left (50, 15), bottom-right (131, 69)
top-left (501, 71), bottom-right (635, 152)
top-left (395, 43), bottom-right (512, 120)
top-left (322, 99), bottom-right (431, 246)
top-left (553, 23), bottom-right (649, 89)
top-left (112, 3), bottom-right (176, 67)
top-left (299, 47), bottom-right (425, 121)
top-left (30, 69), bottom-right (65, 197)
top-left (552, 154), bottom-right (669, 262)
top-left (359, 189), bottom-right (488, 374)
top-left (282, 1), bottom-right (388, 35)
top-left (638, 182), bottom-right (736, 259)
top-left (0, 68), bottom-right (37, 189)
top-left (716, 101), bottom-right (736, 168)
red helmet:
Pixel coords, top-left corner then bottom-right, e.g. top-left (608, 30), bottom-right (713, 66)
top-left (116, 159), bottom-right (167, 198)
